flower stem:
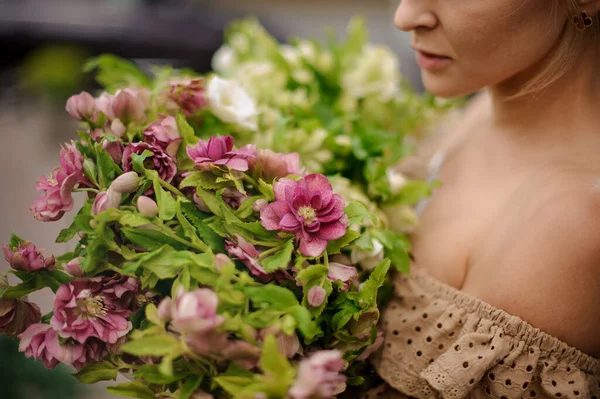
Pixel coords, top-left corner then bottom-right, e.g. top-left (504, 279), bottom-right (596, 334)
top-left (159, 179), bottom-right (185, 197)
top-left (323, 250), bottom-right (329, 268)
top-left (74, 188), bottom-right (100, 194)
top-left (259, 245), bottom-right (281, 259)
top-left (242, 173), bottom-right (259, 189)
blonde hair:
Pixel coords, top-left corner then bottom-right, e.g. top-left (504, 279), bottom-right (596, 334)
top-left (512, 0), bottom-right (599, 99)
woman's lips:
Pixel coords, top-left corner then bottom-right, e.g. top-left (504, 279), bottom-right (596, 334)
top-left (415, 50), bottom-right (453, 71)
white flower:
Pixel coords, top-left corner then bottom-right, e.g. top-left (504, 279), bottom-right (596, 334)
top-left (211, 45), bottom-right (237, 73)
top-left (341, 45), bottom-right (401, 102)
top-left (207, 76), bottom-right (258, 130)
top-left (237, 62), bottom-right (287, 103)
top-left (386, 168), bottom-right (407, 194)
top-left (351, 239), bottom-right (385, 271)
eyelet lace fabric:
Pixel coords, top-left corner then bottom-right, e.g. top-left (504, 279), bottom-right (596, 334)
top-left (365, 269), bottom-right (600, 399)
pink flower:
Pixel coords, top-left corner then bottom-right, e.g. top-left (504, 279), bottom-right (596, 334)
top-left (109, 172), bottom-right (140, 194)
top-left (0, 298), bottom-right (41, 337)
top-left (31, 144), bottom-right (83, 222)
top-left (225, 234), bottom-right (267, 276)
top-left (254, 149), bottom-right (303, 181)
top-left (3, 241), bottom-right (55, 272)
top-left (143, 115), bottom-right (183, 158)
top-left (19, 323), bottom-right (107, 370)
top-left (51, 276), bottom-right (138, 344)
top-left (289, 350), bottom-right (346, 399)
top-left (168, 78), bottom-right (206, 117)
top-left (92, 189), bottom-right (122, 215)
top-left (260, 174), bottom-right (347, 257)
top-left (259, 326), bottom-right (300, 359)
top-left (186, 136), bottom-right (255, 172)
top-left (222, 188), bottom-right (248, 210)
top-left (164, 288), bottom-right (224, 334)
top-left (96, 89), bottom-right (148, 124)
top-left (122, 142), bottom-right (177, 184)
top-left (327, 262), bottom-right (358, 291)
top-left (103, 140), bottom-right (124, 163)
top-left (137, 196), bottom-right (159, 218)
top-left (65, 92), bottom-right (96, 121)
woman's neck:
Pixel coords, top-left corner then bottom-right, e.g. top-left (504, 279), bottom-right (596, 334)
top-left (487, 43), bottom-right (600, 145)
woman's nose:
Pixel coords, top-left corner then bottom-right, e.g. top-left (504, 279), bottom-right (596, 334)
top-left (394, 0), bottom-right (438, 32)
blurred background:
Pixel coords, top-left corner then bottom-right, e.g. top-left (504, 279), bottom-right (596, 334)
top-left (0, 0), bottom-right (417, 397)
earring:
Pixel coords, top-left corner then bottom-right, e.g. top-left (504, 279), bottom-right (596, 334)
top-left (573, 11), bottom-right (594, 31)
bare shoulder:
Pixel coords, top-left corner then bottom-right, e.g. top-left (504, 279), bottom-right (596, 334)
top-left (396, 91), bottom-right (490, 178)
top-left (463, 166), bottom-right (600, 357)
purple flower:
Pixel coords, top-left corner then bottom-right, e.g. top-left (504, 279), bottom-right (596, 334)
top-left (161, 288), bottom-right (224, 334)
top-left (289, 350), bottom-right (346, 399)
top-left (51, 276), bottom-right (137, 344)
top-left (122, 142), bottom-right (177, 184)
top-left (260, 174), bottom-right (347, 257)
top-left (19, 323), bottom-right (107, 370)
top-left (168, 78), bottom-right (206, 117)
top-left (3, 241), bottom-right (55, 272)
top-left (327, 262), bottom-right (358, 291)
top-left (225, 234), bottom-right (268, 276)
top-left (92, 189), bottom-right (122, 215)
top-left (65, 92), bottom-right (96, 121)
top-left (254, 149), bottom-right (303, 181)
top-left (143, 115), bottom-right (183, 158)
top-left (0, 298), bottom-right (41, 338)
top-left (186, 136), bottom-right (255, 172)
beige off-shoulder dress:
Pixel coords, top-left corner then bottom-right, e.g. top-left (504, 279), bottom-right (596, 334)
top-left (366, 268), bottom-right (600, 398)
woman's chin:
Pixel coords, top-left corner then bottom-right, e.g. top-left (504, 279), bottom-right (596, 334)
top-left (421, 72), bottom-right (480, 98)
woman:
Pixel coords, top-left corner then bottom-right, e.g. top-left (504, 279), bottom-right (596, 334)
top-left (368, 0), bottom-right (600, 397)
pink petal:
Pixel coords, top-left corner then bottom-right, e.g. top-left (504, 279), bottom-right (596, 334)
top-left (317, 221), bottom-right (347, 241)
top-left (280, 213), bottom-right (301, 231)
top-left (273, 178), bottom-right (297, 202)
top-left (304, 173), bottom-right (333, 193)
top-left (299, 236), bottom-right (328, 257)
top-left (223, 157), bottom-right (249, 171)
top-left (327, 262), bottom-right (358, 283)
top-left (260, 202), bottom-right (289, 231)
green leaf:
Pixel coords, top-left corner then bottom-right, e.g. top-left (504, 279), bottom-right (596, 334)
top-left (1, 274), bottom-right (48, 299)
top-left (258, 179), bottom-right (274, 201)
top-left (260, 335), bottom-right (294, 379)
top-left (345, 201), bottom-right (378, 226)
top-left (214, 376), bottom-right (256, 396)
top-left (121, 334), bottom-right (182, 357)
top-left (180, 171), bottom-right (230, 190)
top-left (136, 364), bottom-right (188, 385)
top-left (56, 223), bottom-right (79, 243)
top-left (153, 178), bottom-right (179, 221)
top-left (123, 246), bottom-right (196, 281)
top-left (261, 239), bottom-right (294, 273)
top-left (8, 233), bottom-right (26, 251)
top-left (296, 265), bottom-right (328, 285)
top-left (291, 305), bottom-right (322, 343)
top-left (303, 278), bottom-right (333, 317)
top-left (83, 158), bottom-right (99, 187)
top-left (195, 188), bottom-right (223, 217)
top-left (394, 180), bottom-right (433, 206)
top-left (180, 202), bottom-right (225, 253)
top-left (72, 361), bottom-right (118, 384)
top-left (326, 229), bottom-right (361, 255)
top-left (122, 227), bottom-right (188, 251)
top-left (175, 113), bottom-right (199, 171)
top-left (106, 382), bottom-right (156, 399)
top-left (176, 199), bottom-right (208, 251)
top-left (84, 54), bottom-right (152, 91)
top-left (352, 259), bottom-right (391, 308)
top-left (245, 285), bottom-right (299, 310)
top-left (130, 150), bottom-right (154, 176)
top-left (179, 375), bottom-right (203, 399)
top-left (96, 146), bottom-right (120, 188)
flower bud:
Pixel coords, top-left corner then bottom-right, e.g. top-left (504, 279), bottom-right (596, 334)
top-left (214, 254), bottom-right (233, 271)
top-left (307, 286), bottom-right (327, 308)
top-left (137, 196), bottom-right (159, 218)
top-left (171, 288), bottom-right (224, 333)
top-left (190, 390), bottom-right (214, 399)
top-left (110, 172), bottom-right (140, 194)
top-left (253, 199), bottom-right (268, 213)
top-left (102, 140), bottom-right (124, 163)
top-left (64, 257), bottom-right (84, 277)
top-left (92, 189), bottom-right (122, 215)
top-left (3, 242), bottom-right (54, 272)
top-left (157, 297), bottom-right (173, 322)
top-left (111, 90), bottom-right (146, 124)
top-left (110, 119), bottom-right (126, 138)
top-left (65, 92), bottom-right (96, 121)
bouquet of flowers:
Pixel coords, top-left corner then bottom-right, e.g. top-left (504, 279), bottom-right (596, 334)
top-left (0, 18), bottom-right (447, 399)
